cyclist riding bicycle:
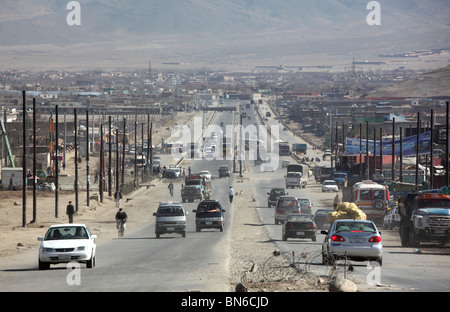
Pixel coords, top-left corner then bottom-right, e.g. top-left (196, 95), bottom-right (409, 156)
top-left (115, 208), bottom-right (128, 237)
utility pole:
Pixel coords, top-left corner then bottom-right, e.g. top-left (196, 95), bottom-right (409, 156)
top-left (366, 122), bottom-right (369, 179)
top-left (430, 109), bottom-right (434, 189)
top-left (392, 118), bottom-right (395, 181)
top-left (32, 98), bottom-right (37, 223)
top-left (100, 124), bottom-right (104, 203)
top-left (86, 110), bottom-right (90, 207)
top-left (55, 105), bottom-right (59, 217)
top-left (22, 90), bottom-right (27, 228)
top-left (74, 109), bottom-right (79, 212)
top-left (415, 112), bottom-right (420, 192)
top-left (122, 117), bottom-right (126, 186)
top-left (400, 127), bottom-right (403, 182)
top-left (108, 116), bottom-right (112, 197)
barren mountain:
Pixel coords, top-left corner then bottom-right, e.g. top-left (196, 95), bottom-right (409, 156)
top-left (0, 0), bottom-right (449, 70)
top-left (365, 64), bottom-right (450, 98)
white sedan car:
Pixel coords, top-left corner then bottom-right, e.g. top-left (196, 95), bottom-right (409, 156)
top-left (322, 180), bottom-right (338, 192)
top-left (199, 170), bottom-right (212, 180)
top-left (38, 224), bottom-right (97, 270)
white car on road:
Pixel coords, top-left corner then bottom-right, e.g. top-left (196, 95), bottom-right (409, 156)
top-left (38, 224), bottom-right (97, 270)
top-left (199, 170), bottom-right (212, 180)
top-left (322, 180), bottom-right (338, 192)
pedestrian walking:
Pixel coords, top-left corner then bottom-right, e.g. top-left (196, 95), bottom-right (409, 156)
top-left (228, 186), bottom-right (235, 203)
top-left (66, 201), bottom-right (75, 223)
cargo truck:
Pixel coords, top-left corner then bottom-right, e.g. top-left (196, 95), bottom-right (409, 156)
top-left (181, 174), bottom-right (212, 202)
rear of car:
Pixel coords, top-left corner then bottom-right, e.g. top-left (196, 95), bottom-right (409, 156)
top-left (193, 200), bottom-right (226, 232)
top-left (274, 196), bottom-right (301, 224)
top-left (282, 214), bottom-right (317, 241)
top-left (153, 202), bottom-right (187, 238)
top-left (321, 219), bottom-right (383, 265)
top-left (314, 209), bottom-right (334, 230)
top-left (322, 180), bottom-right (338, 192)
top-left (267, 188), bottom-right (286, 207)
top-left (298, 198), bottom-right (312, 214)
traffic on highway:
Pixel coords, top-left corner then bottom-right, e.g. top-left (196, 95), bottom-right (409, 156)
top-left (1, 99), bottom-right (449, 293)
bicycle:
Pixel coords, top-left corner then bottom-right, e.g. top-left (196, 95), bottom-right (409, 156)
top-left (117, 219), bottom-right (126, 238)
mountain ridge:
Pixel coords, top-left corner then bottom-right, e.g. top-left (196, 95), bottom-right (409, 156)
top-left (0, 0), bottom-right (449, 70)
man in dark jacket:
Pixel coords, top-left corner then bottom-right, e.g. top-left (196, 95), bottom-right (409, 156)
top-left (66, 201), bottom-right (75, 223)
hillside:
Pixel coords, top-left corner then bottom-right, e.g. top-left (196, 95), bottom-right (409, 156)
top-left (365, 64), bottom-right (450, 98)
top-left (0, 0), bottom-right (449, 70)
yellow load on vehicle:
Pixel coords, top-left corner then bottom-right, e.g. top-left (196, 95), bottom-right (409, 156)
top-left (328, 202), bottom-right (366, 223)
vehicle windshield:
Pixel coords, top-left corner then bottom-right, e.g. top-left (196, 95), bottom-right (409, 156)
top-left (286, 173), bottom-right (300, 178)
top-left (186, 180), bottom-right (202, 186)
top-left (324, 181), bottom-right (336, 185)
top-left (271, 189), bottom-right (285, 195)
top-left (417, 199), bottom-right (450, 209)
top-left (298, 199), bottom-right (310, 205)
top-left (278, 198), bottom-right (299, 209)
top-left (157, 207), bottom-right (184, 216)
top-left (335, 221), bottom-right (377, 233)
top-left (316, 210), bottom-right (333, 216)
top-left (197, 202), bottom-right (221, 212)
top-left (44, 226), bottom-right (89, 240)
top-left (287, 215), bottom-right (312, 222)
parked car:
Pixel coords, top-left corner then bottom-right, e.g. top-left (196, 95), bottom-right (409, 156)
top-left (267, 188), bottom-right (287, 207)
top-left (153, 201), bottom-right (188, 238)
top-left (282, 214), bottom-right (317, 241)
top-left (297, 198), bottom-right (312, 214)
top-left (37, 224), bottom-right (97, 270)
top-left (321, 219), bottom-right (383, 266)
top-left (199, 170), bottom-right (211, 180)
top-left (314, 209), bottom-right (334, 230)
top-left (322, 180), bottom-right (338, 192)
top-left (383, 206), bottom-right (400, 229)
top-left (274, 196), bottom-right (301, 224)
top-left (218, 165), bottom-right (230, 178)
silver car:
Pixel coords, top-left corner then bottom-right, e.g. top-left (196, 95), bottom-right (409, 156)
top-left (321, 219), bottom-right (383, 266)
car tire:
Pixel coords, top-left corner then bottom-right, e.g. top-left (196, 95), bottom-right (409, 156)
top-left (376, 257), bottom-right (383, 266)
top-left (282, 234), bottom-right (288, 241)
top-left (38, 259), bottom-right (50, 270)
top-left (86, 253), bottom-right (95, 269)
top-left (156, 233), bottom-right (160, 238)
top-left (196, 226), bottom-right (201, 232)
top-left (182, 231), bottom-right (186, 238)
top-left (312, 236), bottom-right (316, 242)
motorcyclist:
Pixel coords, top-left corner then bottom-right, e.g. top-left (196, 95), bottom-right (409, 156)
top-left (228, 186), bottom-right (235, 203)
